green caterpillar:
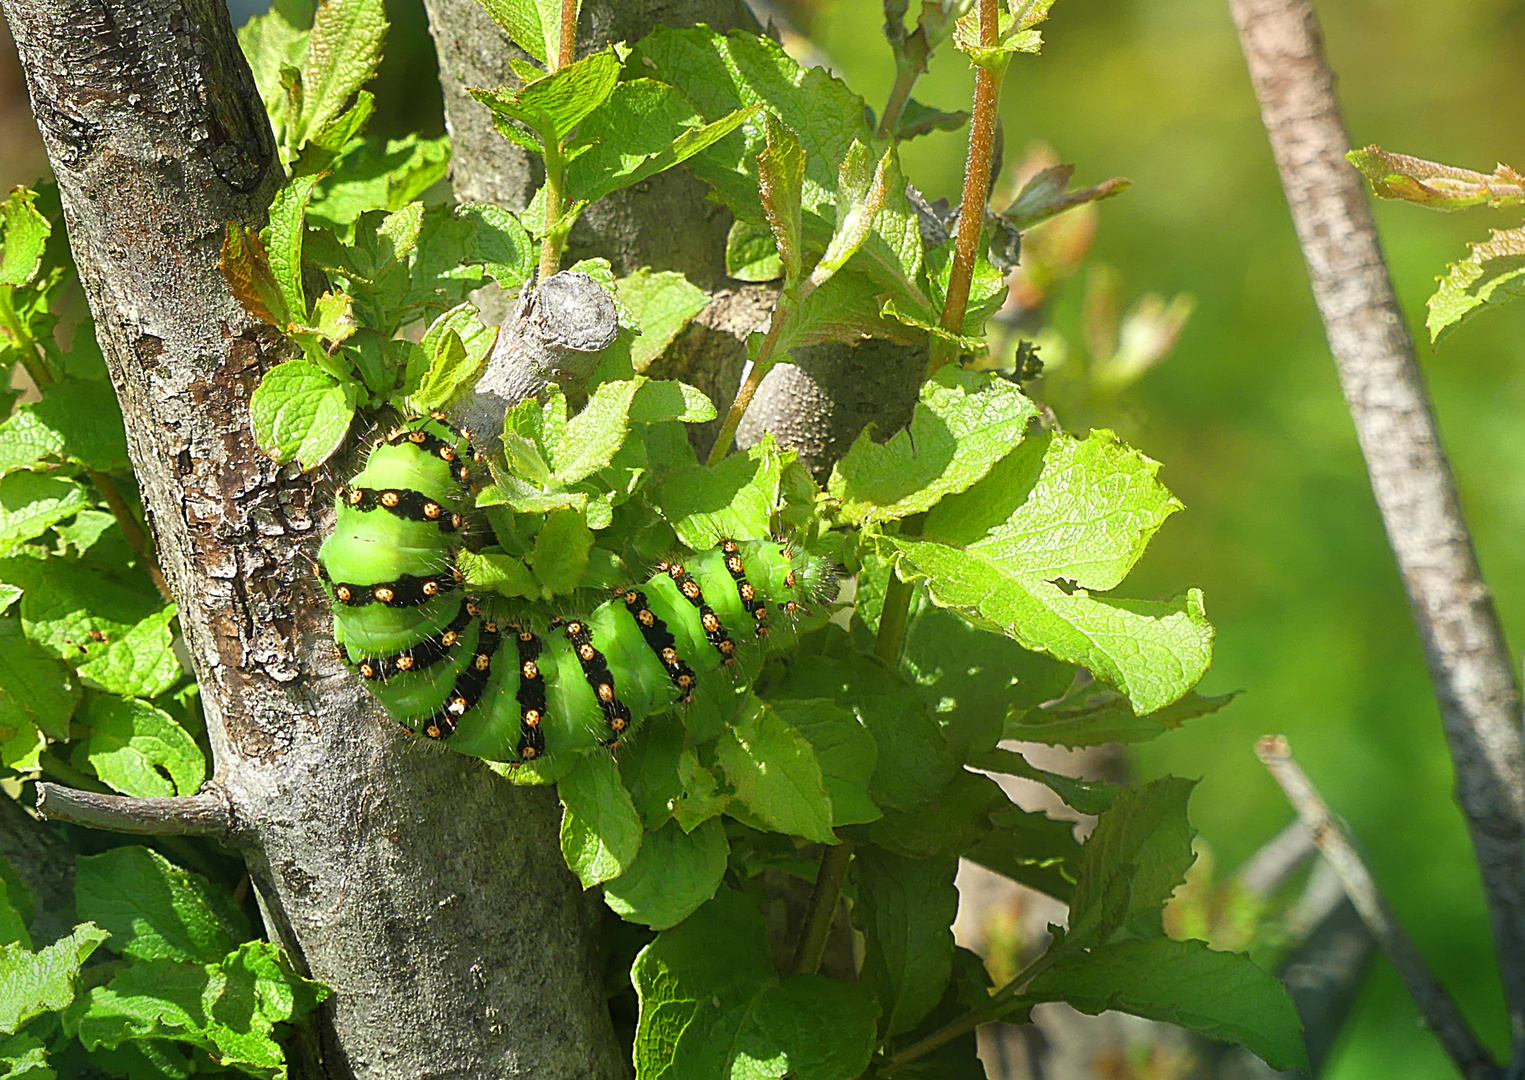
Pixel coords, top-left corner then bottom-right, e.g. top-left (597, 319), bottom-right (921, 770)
top-left (317, 413), bottom-right (833, 763)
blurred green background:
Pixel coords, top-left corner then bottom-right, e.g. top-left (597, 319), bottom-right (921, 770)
top-left (800, 0), bottom-right (1525, 1075)
top-left (4, 0), bottom-right (1521, 1074)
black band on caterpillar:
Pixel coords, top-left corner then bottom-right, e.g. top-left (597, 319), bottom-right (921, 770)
top-left (662, 561), bottom-right (737, 666)
top-left (621, 588), bottom-right (698, 701)
top-left (720, 538), bottom-right (768, 638)
top-left (564, 620), bottom-right (632, 744)
top-left (514, 628), bottom-right (549, 760)
top-left (355, 602), bottom-right (476, 680)
top-left (420, 619), bottom-right (504, 740)
top-left (330, 570), bottom-right (460, 608)
top-left (335, 485), bottom-right (465, 534)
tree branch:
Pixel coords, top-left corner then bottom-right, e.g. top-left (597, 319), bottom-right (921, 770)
top-left (34, 783), bottom-right (233, 839)
top-left (1258, 735), bottom-right (1500, 1080)
top-left (1228, 0), bottom-right (1525, 1047)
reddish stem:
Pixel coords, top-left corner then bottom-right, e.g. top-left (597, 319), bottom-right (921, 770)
top-left (932, 0), bottom-right (1002, 369)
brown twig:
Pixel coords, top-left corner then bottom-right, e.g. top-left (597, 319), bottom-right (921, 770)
top-left (35, 781), bottom-right (232, 838)
top-left (1257, 736), bottom-right (1500, 1080)
top-left (1229, 0), bottom-right (1525, 1049)
top-left (931, 0), bottom-right (1002, 372)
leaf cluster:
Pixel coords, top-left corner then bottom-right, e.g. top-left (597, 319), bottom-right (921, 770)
top-left (0, 846), bottom-right (325, 1079)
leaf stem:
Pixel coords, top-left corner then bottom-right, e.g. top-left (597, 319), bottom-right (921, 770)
top-left (791, 841), bottom-right (854, 976)
top-left (930, 0), bottom-right (1004, 372)
top-left (877, 60), bottom-right (920, 140)
top-left (536, 0), bottom-right (579, 281)
top-left (875, 944), bottom-right (1064, 1075)
top-left (873, 516), bottom-right (924, 666)
top-left (0, 288), bottom-right (171, 600)
top-left (705, 315), bottom-right (788, 467)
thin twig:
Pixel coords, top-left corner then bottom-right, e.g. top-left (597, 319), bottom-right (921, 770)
top-left (791, 841), bottom-right (853, 976)
top-left (1257, 736), bottom-right (1500, 1080)
top-left (1232, 818), bottom-right (1315, 896)
top-left (930, 0), bottom-right (1002, 372)
top-left (35, 781), bottom-right (233, 839)
top-left (1228, 0), bottom-right (1525, 1048)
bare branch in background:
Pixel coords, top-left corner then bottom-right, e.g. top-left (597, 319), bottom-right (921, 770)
top-left (1258, 736), bottom-right (1500, 1080)
top-left (34, 783), bottom-right (233, 839)
top-left (1228, 0), bottom-right (1525, 1051)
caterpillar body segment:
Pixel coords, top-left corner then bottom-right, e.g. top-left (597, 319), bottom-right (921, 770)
top-left (319, 413), bottom-right (834, 765)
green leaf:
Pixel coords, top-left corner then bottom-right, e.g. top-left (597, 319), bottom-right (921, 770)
top-left (527, 509), bottom-right (593, 596)
top-left (630, 27), bottom-right (873, 244)
top-left (807, 140), bottom-right (894, 291)
top-left (672, 748), bottom-right (730, 831)
top-left (75, 605), bottom-right (182, 699)
top-left (289, 0), bottom-right (388, 154)
top-left (967, 747), bottom-right (1118, 815)
top-left (455, 203), bottom-right (535, 290)
top-left (604, 818), bottom-right (728, 930)
top-left (1002, 163), bottom-right (1130, 231)
top-left (964, 806), bottom-right (1081, 903)
top-left (558, 753), bottom-right (643, 887)
top-left (714, 698), bottom-right (835, 844)
top-left (632, 889), bottom-right (775, 1079)
top-left (470, 47), bottom-right (621, 147)
top-left (758, 114), bottom-right (806, 290)
top-left (409, 330), bottom-right (479, 413)
top-left (0, 923), bottom-right (109, 1035)
top-left (1027, 937), bottom-right (1309, 1073)
top-left (473, 0), bottom-right (566, 64)
top-left (249, 358), bottom-right (357, 470)
top-left (616, 270), bottom-right (709, 373)
top-left (0, 875), bottom-right (30, 950)
top-left (80, 696), bottom-right (205, 798)
top-left (1347, 145), bottom-right (1525, 210)
top-left (567, 80), bottom-right (758, 204)
top-left (770, 651), bottom-right (955, 812)
top-left (0, 189), bottom-right (49, 289)
top-left (1007, 686), bottom-right (1235, 748)
top-left (27, 378), bottom-right (130, 472)
top-left (851, 848), bottom-right (958, 1037)
top-left (628, 381), bottom-right (717, 425)
top-left (882, 427), bottom-right (1215, 715)
top-left (457, 549), bottom-right (537, 598)
top-left (306, 134), bottom-right (453, 228)
top-left (76, 846), bottom-right (249, 963)
top-left (0, 615), bottom-right (78, 745)
top-left (891, 98), bottom-right (969, 141)
top-left (0, 474), bottom-right (87, 554)
top-left (652, 436), bottom-right (783, 549)
top-left (770, 698), bottom-right (879, 826)
top-left (864, 770), bottom-right (1005, 861)
top-left (1070, 777), bottom-right (1197, 940)
top-left (726, 219), bottom-right (783, 282)
top-left (68, 940), bottom-right (328, 1080)
top-left (260, 176), bottom-right (321, 322)
top-left (1427, 225), bottom-right (1525, 342)
top-left (0, 1032), bottom-right (52, 1080)
top-left (829, 369), bottom-right (1040, 525)
top-left (552, 379), bottom-right (646, 485)
top-left (631, 890), bottom-right (878, 1080)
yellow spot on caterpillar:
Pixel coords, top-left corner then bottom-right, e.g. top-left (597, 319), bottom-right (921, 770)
top-left (524, 709), bottom-right (541, 726)
top-left (423, 501), bottom-right (441, 519)
top-left (638, 609), bottom-right (655, 626)
top-left (381, 490), bottom-right (400, 507)
top-left (409, 431), bottom-right (428, 444)
top-left (579, 644), bottom-right (596, 661)
top-left (448, 696), bottom-right (468, 715)
top-left (475, 654), bottom-right (492, 671)
top-left (740, 583), bottom-right (756, 601)
top-left (374, 586), bottom-right (395, 603)
top-left (422, 581), bottom-right (439, 596)
top-left (701, 613), bottom-right (720, 632)
top-left (661, 647), bottom-right (678, 663)
top-left (396, 656), bottom-right (415, 671)
top-left (522, 661), bottom-right (539, 679)
top-left (442, 631), bottom-right (458, 647)
top-left (598, 683), bottom-right (614, 702)
top-left (336, 586), bottom-right (352, 601)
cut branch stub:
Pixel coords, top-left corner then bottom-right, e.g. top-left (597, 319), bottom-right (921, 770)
top-left (447, 269), bottom-right (619, 451)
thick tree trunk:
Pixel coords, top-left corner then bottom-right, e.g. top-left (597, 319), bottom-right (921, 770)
top-left (2, 1), bottom-right (622, 1076)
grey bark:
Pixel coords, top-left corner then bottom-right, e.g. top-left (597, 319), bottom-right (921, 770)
top-left (2, 1), bottom-right (621, 1077)
top-left (1229, 0), bottom-right (1525, 1051)
top-left (422, 0), bottom-right (927, 475)
top-left (446, 269), bottom-right (619, 453)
